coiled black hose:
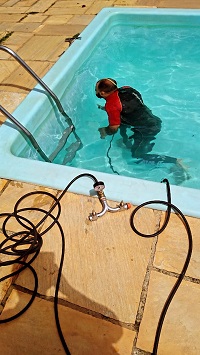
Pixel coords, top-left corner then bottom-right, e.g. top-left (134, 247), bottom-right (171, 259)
top-left (0, 173), bottom-right (98, 355)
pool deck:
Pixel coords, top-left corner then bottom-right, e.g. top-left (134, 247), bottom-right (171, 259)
top-left (0, 1), bottom-right (200, 354)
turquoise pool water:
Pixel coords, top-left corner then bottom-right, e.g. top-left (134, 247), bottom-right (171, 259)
top-left (0, 8), bottom-right (200, 218)
top-left (18, 19), bottom-right (200, 189)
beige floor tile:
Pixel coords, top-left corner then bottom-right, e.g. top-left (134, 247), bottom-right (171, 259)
top-left (46, 2), bottom-right (92, 16)
top-left (137, 271), bottom-right (200, 354)
top-left (43, 14), bottom-right (73, 24)
top-left (0, 178), bottom-right (8, 191)
top-left (46, 8), bottom-right (88, 16)
top-left (36, 24), bottom-right (85, 36)
top-left (114, 0), bottom-right (138, 5)
top-left (0, 7), bottom-right (28, 14)
top-left (15, 0), bottom-right (38, 6)
top-left (0, 23), bottom-right (14, 33)
top-left (154, 212), bottom-right (200, 279)
top-left (0, 14), bottom-right (24, 22)
top-left (135, 0), bottom-right (160, 5)
top-left (10, 22), bottom-right (43, 33)
top-left (16, 35), bottom-right (65, 61)
top-left (52, 0), bottom-right (94, 6)
top-left (85, 1), bottom-right (115, 15)
top-left (1, 32), bottom-right (33, 46)
top-left (27, 0), bottom-right (58, 13)
top-left (21, 14), bottom-right (48, 23)
top-left (3, 0), bottom-right (19, 6)
top-left (0, 91), bottom-right (27, 114)
top-left (0, 288), bottom-right (135, 355)
top-left (67, 14), bottom-right (95, 25)
top-left (0, 44), bottom-right (20, 58)
top-left (0, 181), bottom-right (58, 231)
top-left (0, 114), bottom-right (6, 124)
top-left (0, 21), bottom-right (41, 33)
top-left (158, 0), bottom-right (199, 7)
top-left (1, 61), bottom-right (52, 93)
top-left (0, 60), bottom-right (18, 82)
top-left (16, 192), bottom-right (156, 324)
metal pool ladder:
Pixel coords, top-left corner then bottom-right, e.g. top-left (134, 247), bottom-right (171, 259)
top-left (0, 45), bottom-right (82, 163)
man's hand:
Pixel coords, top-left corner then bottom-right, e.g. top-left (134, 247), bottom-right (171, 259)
top-left (98, 127), bottom-right (107, 139)
top-left (97, 104), bottom-right (105, 111)
top-left (98, 125), bottom-right (120, 138)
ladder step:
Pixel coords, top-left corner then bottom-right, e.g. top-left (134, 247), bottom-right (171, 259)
top-left (49, 125), bottom-right (73, 162)
top-left (62, 141), bottom-right (82, 165)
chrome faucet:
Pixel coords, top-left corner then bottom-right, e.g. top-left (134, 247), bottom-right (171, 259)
top-left (88, 181), bottom-right (131, 221)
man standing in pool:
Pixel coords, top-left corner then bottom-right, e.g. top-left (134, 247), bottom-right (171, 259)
top-left (95, 78), bottom-right (190, 183)
top-left (95, 78), bottom-right (162, 157)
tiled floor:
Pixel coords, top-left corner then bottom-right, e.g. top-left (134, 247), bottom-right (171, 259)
top-left (0, 1), bottom-right (200, 354)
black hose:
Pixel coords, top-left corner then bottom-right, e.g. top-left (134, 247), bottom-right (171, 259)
top-left (0, 173), bottom-right (98, 354)
top-left (130, 179), bottom-right (193, 355)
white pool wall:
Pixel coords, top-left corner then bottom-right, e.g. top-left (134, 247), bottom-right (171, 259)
top-left (0, 7), bottom-right (200, 218)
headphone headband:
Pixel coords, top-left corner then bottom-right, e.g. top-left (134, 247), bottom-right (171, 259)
top-left (106, 78), bottom-right (117, 87)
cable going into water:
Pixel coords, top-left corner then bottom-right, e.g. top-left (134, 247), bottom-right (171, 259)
top-left (106, 134), bottom-right (120, 175)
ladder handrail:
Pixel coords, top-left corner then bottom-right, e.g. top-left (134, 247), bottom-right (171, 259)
top-left (0, 45), bottom-right (82, 162)
top-left (0, 104), bottom-right (50, 162)
top-left (0, 45), bottom-right (72, 124)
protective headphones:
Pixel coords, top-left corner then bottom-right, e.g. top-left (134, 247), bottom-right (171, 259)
top-left (106, 78), bottom-right (117, 87)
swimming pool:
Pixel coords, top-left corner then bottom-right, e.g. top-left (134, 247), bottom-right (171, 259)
top-left (0, 8), bottom-right (200, 218)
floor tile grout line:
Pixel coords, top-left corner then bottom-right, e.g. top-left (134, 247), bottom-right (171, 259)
top-left (12, 283), bottom-right (136, 331)
top-left (152, 266), bottom-right (200, 284)
top-left (131, 209), bottom-right (162, 354)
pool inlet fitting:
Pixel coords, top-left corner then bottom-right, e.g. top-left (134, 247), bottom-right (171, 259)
top-left (88, 181), bottom-right (131, 221)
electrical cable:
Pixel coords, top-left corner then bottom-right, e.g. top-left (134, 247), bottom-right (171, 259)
top-left (0, 173), bottom-right (99, 355)
top-left (130, 179), bottom-right (193, 355)
top-left (106, 134), bottom-right (120, 175)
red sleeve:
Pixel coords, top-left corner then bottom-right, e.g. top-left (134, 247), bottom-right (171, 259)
top-left (105, 91), bottom-right (122, 126)
top-left (106, 108), bottom-right (121, 126)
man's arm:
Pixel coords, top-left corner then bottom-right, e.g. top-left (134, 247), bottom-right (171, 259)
top-left (98, 99), bottom-right (121, 138)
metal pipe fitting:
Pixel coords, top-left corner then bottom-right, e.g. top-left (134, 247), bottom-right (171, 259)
top-left (88, 181), bottom-right (131, 221)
